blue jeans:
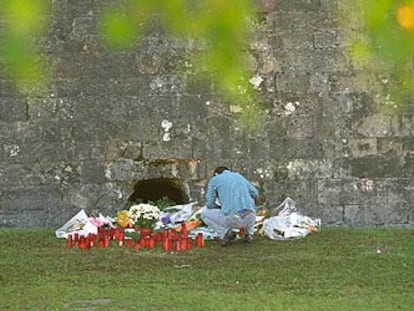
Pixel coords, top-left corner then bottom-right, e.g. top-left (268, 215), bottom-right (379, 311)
top-left (201, 207), bottom-right (256, 239)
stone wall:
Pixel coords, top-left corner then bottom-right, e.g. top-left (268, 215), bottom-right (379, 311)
top-left (1, 0), bottom-right (413, 228)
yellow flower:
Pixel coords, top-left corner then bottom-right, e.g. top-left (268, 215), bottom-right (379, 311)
top-left (397, 5), bottom-right (414, 32)
top-left (117, 210), bottom-right (131, 228)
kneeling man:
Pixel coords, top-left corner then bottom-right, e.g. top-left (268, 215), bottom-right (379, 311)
top-left (201, 166), bottom-right (259, 247)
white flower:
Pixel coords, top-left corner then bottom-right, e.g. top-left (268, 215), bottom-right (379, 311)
top-left (128, 203), bottom-right (161, 227)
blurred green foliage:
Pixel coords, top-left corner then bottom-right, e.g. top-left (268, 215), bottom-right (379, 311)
top-left (100, 0), bottom-right (265, 130)
top-left (0, 0), bottom-right (51, 95)
top-left (0, 0), bottom-right (264, 130)
top-left (339, 0), bottom-right (414, 112)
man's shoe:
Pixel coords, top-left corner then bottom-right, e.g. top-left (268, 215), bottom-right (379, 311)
top-left (221, 229), bottom-right (237, 247)
top-left (244, 234), bottom-right (254, 244)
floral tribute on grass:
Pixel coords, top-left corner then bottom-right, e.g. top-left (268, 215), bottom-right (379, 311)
top-left (58, 197), bottom-right (320, 252)
top-left (59, 202), bottom-right (208, 253)
top-left (65, 222), bottom-right (205, 252)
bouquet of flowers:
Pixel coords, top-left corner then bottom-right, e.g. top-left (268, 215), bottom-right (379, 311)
top-left (129, 203), bottom-right (161, 229)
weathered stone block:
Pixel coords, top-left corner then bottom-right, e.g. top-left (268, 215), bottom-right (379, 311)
top-left (318, 178), bottom-right (409, 206)
top-left (263, 179), bottom-right (318, 210)
top-left (340, 138), bottom-right (378, 158)
top-left (282, 32), bottom-right (314, 50)
top-left (347, 155), bottom-right (401, 178)
top-left (0, 185), bottom-right (61, 228)
top-left (276, 72), bottom-right (310, 93)
top-left (355, 113), bottom-right (392, 138)
top-left (390, 115), bottom-right (414, 137)
top-left (313, 29), bottom-right (340, 50)
top-left (344, 204), bottom-right (411, 227)
top-left (80, 159), bottom-right (106, 184)
top-left (143, 140), bottom-right (193, 160)
top-left (286, 113), bottom-right (316, 138)
top-left (309, 72), bottom-right (331, 94)
top-left (147, 74), bottom-right (186, 96)
top-left (278, 0), bottom-right (321, 12)
top-left (281, 50), bottom-right (350, 73)
top-left (0, 163), bottom-right (44, 187)
top-left (401, 154), bottom-right (414, 178)
top-left (105, 158), bottom-right (137, 182)
top-left (0, 97), bottom-right (26, 122)
top-left (0, 80), bottom-right (16, 97)
top-left (179, 95), bottom-right (210, 119)
top-left (266, 116), bottom-right (287, 139)
top-left (70, 15), bottom-right (97, 40)
top-left (285, 159), bottom-right (335, 180)
top-left (377, 138), bottom-right (403, 156)
top-left (192, 139), bottom-right (236, 160)
top-left (312, 204), bottom-right (344, 226)
top-left (269, 138), bottom-right (324, 160)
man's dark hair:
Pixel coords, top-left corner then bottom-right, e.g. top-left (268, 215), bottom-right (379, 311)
top-left (214, 166), bottom-right (229, 175)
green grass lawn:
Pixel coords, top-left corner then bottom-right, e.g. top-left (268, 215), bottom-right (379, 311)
top-left (0, 228), bottom-right (413, 310)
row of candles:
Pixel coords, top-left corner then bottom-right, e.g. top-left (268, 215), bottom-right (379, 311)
top-left (66, 224), bottom-right (205, 252)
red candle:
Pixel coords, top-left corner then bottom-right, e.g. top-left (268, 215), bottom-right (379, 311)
top-left (171, 228), bottom-right (177, 241)
top-left (118, 240), bottom-right (124, 247)
top-left (181, 237), bottom-right (187, 251)
top-left (196, 233), bottom-right (204, 248)
top-left (187, 238), bottom-right (193, 250)
top-left (79, 237), bottom-right (88, 250)
top-left (162, 230), bottom-right (169, 242)
top-left (134, 240), bottom-right (141, 251)
top-left (162, 238), bottom-right (168, 251)
top-left (195, 233), bottom-right (200, 248)
top-left (109, 229), bottom-right (115, 240)
top-left (98, 239), bottom-right (105, 248)
top-left (88, 234), bottom-right (96, 248)
top-left (66, 235), bottom-right (73, 249)
top-left (126, 239), bottom-right (132, 248)
top-left (181, 223), bottom-right (188, 237)
top-left (97, 226), bottom-right (103, 238)
top-left (155, 232), bottom-right (162, 242)
top-left (74, 233), bottom-right (79, 246)
top-left (149, 237), bottom-right (155, 249)
top-left (114, 228), bottom-right (121, 241)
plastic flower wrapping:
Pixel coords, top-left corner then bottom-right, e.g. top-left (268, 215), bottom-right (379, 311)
top-left (129, 203), bottom-right (161, 229)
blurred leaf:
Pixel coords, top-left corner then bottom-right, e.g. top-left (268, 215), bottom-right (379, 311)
top-left (350, 40), bottom-right (372, 67)
top-left (97, 0), bottom-right (261, 130)
top-left (161, 0), bottom-right (189, 35)
top-left (0, 0), bottom-right (51, 96)
top-left (340, 0), bottom-right (414, 112)
top-left (363, 0), bottom-right (393, 30)
top-left (2, 0), bottom-right (50, 34)
top-left (100, 10), bottom-right (142, 50)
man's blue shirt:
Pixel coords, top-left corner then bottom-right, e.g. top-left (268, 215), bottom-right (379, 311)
top-left (205, 170), bottom-right (259, 216)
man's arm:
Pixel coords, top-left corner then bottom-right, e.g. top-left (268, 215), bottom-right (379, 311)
top-left (205, 179), bottom-right (219, 208)
top-left (243, 176), bottom-right (259, 199)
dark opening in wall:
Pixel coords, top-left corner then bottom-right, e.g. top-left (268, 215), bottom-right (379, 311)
top-left (128, 178), bottom-right (188, 205)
